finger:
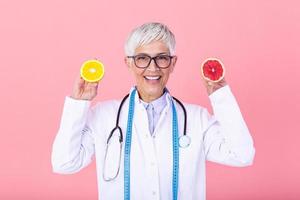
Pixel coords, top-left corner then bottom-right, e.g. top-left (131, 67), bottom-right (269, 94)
top-left (78, 77), bottom-right (85, 85)
top-left (86, 82), bottom-right (98, 87)
top-left (207, 81), bottom-right (213, 86)
top-left (85, 83), bottom-right (99, 93)
top-left (74, 74), bottom-right (85, 86)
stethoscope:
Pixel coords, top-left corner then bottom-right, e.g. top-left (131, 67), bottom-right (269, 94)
top-left (103, 88), bottom-right (191, 200)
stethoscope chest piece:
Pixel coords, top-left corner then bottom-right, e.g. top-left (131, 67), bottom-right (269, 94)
top-left (179, 135), bottom-right (191, 148)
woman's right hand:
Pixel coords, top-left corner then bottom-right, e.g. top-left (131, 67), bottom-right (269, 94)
top-left (70, 76), bottom-right (99, 100)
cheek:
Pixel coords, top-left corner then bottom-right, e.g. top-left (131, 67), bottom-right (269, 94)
top-left (132, 70), bottom-right (144, 82)
top-left (162, 71), bottom-right (171, 80)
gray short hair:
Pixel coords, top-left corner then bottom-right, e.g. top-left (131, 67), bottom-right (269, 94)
top-left (124, 22), bottom-right (176, 56)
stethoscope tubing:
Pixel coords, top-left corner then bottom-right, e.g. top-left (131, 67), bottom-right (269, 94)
top-left (106, 93), bottom-right (188, 145)
top-left (103, 91), bottom-right (189, 183)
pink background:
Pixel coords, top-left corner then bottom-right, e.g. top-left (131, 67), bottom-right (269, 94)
top-left (1, 0), bottom-right (300, 199)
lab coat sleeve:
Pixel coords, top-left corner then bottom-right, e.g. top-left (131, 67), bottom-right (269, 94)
top-left (203, 85), bottom-right (255, 167)
top-left (51, 96), bottom-right (96, 174)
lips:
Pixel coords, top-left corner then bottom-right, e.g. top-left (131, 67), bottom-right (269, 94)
top-left (144, 76), bottom-right (161, 80)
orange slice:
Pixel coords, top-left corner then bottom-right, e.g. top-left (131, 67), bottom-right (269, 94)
top-left (80, 59), bottom-right (105, 82)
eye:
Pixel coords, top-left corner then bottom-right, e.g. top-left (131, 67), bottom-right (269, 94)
top-left (135, 55), bottom-right (149, 61)
top-left (157, 55), bottom-right (170, 61)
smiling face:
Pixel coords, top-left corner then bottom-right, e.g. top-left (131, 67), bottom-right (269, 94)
top-left (125, 41), bottom-right (177, 102)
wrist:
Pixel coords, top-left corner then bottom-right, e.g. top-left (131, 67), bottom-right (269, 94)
top-left (206, 80), bottom-right (227, 95)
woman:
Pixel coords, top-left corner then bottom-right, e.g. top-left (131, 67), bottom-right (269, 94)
top-left (52, 22), bottom-right (255, 200)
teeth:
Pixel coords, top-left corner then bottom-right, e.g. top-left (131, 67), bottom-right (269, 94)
top-left (145, 76), bottom-right (160, 80)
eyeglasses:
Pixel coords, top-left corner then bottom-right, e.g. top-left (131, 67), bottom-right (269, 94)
top-left (127, 54), bottom-right (175, 69)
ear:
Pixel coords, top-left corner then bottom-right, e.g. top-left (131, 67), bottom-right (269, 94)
top-left (124, 57), bottom-right (130, 67)
top-left (125, 56), bottom-right (134, 74)
top-left (169, 56), bottom-right (177, 73)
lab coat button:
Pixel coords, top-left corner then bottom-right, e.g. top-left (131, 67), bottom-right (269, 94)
top-left (152, 191), bottom-right (156, 195)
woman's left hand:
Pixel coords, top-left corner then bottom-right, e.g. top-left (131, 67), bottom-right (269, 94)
top-left (201, 77), bottom-right (227, 95)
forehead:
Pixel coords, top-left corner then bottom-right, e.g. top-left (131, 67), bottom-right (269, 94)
top-left (134, 41), bottom-right (170, 55)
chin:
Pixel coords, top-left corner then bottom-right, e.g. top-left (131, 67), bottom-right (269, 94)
top-left (146, 87), bottom-right (163, 97)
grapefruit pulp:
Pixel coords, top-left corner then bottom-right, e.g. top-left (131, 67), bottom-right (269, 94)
top-left (201, 58), bottom-right (225, 82)
top-left (80, 59), bottom-right (105, 82)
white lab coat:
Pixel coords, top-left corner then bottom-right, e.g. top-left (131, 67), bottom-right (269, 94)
top-left (51, 85), bottom-right (255, 200)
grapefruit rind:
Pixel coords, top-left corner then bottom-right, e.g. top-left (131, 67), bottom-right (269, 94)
top-left (201, 57), bottom-right (225, 83)
top-left (80, 59), bottom-right (105, 82)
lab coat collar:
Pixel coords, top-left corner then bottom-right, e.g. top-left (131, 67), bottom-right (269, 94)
top-left (129, 86), bottom-right (173, 138)
top-left (129, 86), bottom-right (173, 113)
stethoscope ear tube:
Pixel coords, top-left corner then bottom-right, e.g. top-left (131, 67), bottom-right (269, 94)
top-left (108, 126), bottom-right (123, 143)
top-left (107, 95), bottom-right (189, 144)
top-left (172, 97), bottom-right (187, 137)
top-left (103, 137), bottom-right (123, 182)
top-left (172, 97), bottom-right (191, 148)
top-left (106, 93), bottom-right (130, 144)
top-left (116, 94), bottom-right (129, 127)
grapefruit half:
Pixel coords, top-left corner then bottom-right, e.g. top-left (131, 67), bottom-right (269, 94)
top-left (201, 58), bottom-right (225, 83)
top-left (80, 59), bottom-right (105, 82)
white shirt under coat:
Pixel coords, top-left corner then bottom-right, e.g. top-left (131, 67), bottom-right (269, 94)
top-left (51, 85), bottom-right (255, 200)
top-left (140, 91), bottom-right (167, 134)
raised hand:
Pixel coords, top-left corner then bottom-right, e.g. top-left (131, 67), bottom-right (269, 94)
top-left (70, 76), bottom-right (99, 100)
top-left (201, 77), bottom-right (227, 95)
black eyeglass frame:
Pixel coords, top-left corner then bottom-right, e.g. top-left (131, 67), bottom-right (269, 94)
top-left (127, 54), bottom-right (175, 69)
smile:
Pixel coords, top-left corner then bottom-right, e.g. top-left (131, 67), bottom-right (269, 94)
top-left (144, 76), bottom-right (161, 80)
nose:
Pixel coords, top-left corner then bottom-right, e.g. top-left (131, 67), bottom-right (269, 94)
top-left (146, 58), bottom-right (159, 72)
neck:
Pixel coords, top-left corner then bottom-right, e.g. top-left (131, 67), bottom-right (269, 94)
top-left (137, 89), bottom-right (164, 103)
